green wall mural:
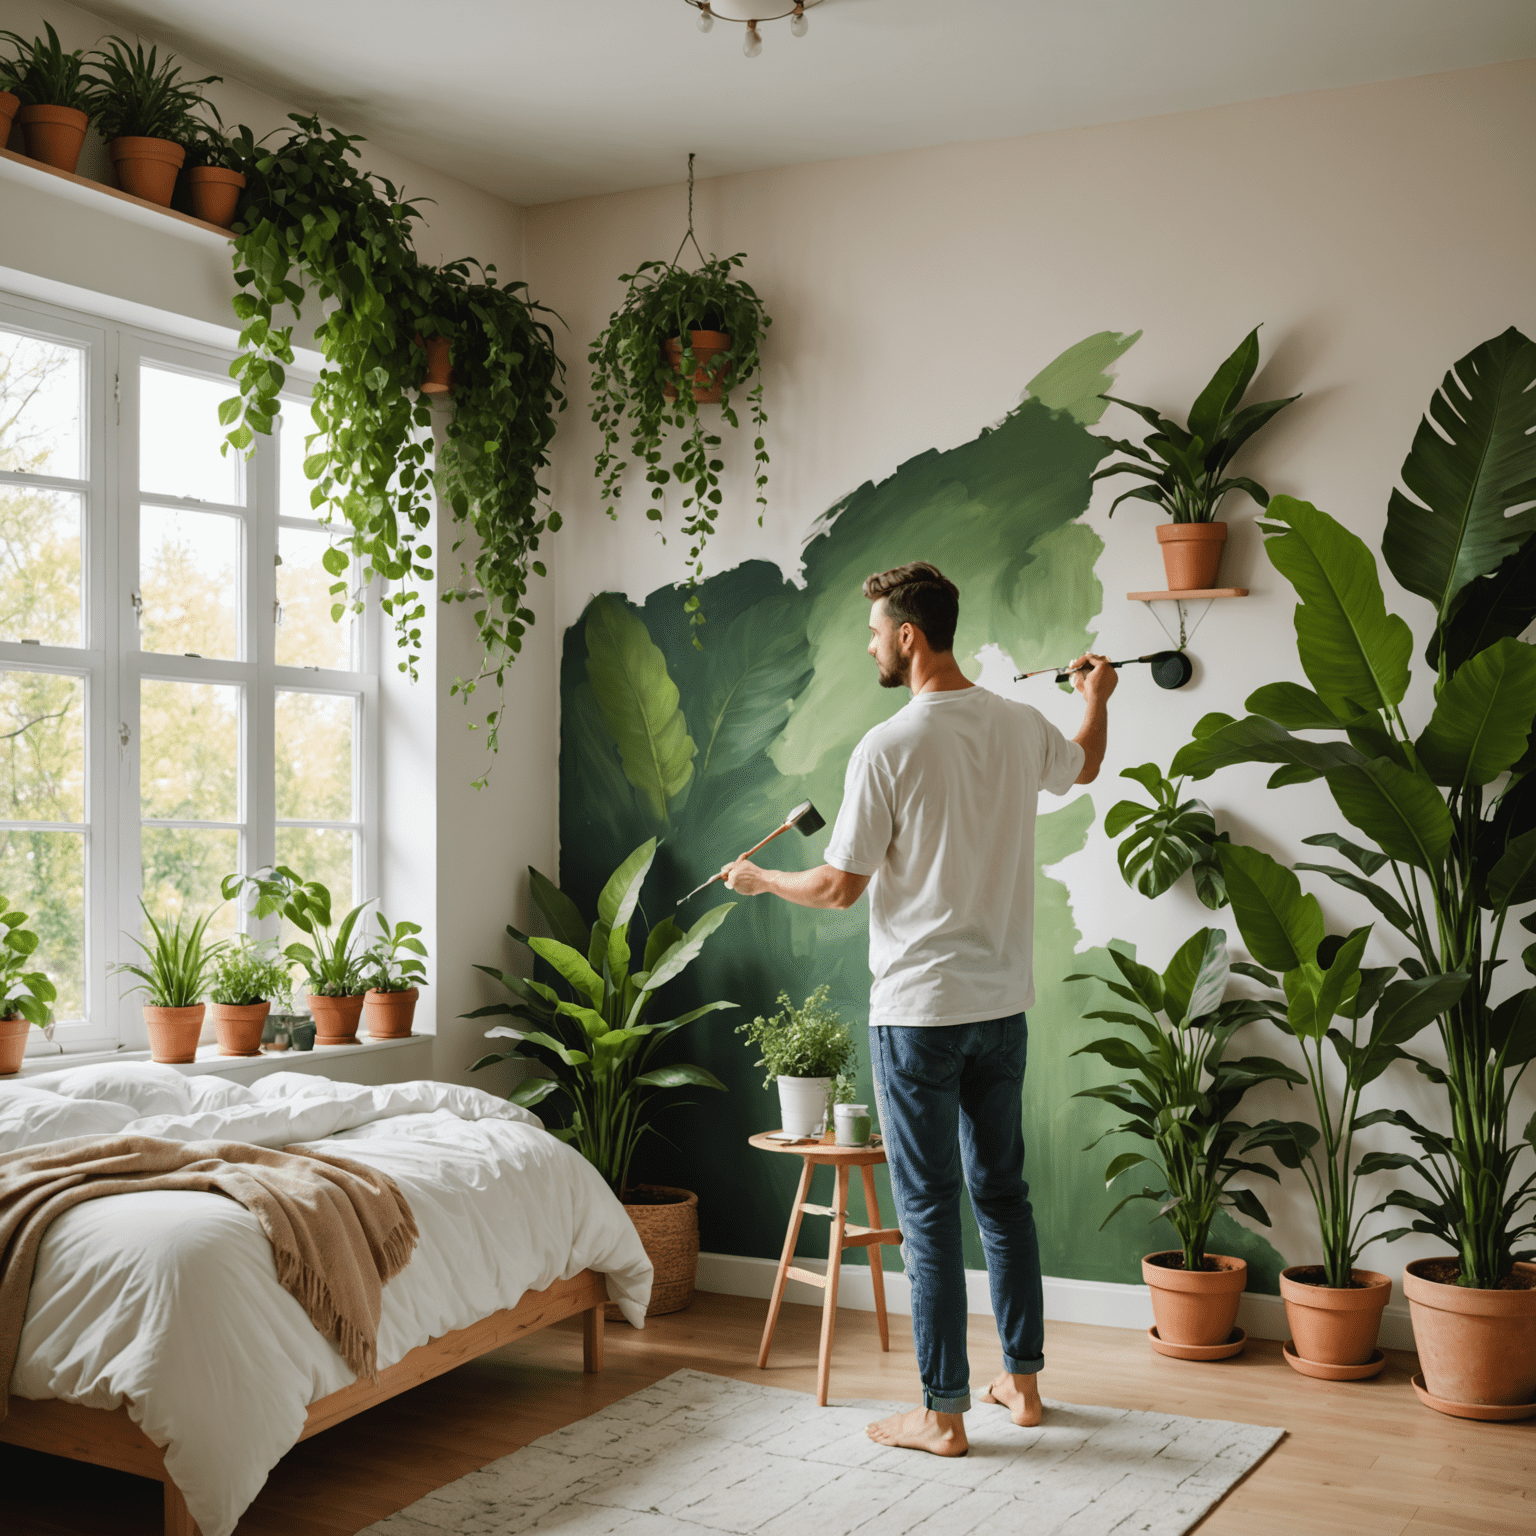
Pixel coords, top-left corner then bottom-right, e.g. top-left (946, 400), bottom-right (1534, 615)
top-left (555, 332), bottom-right (1285, 1291)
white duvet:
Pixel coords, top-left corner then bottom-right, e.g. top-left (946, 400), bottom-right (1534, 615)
top-left (0, 1063), bottom-right (653, 1536)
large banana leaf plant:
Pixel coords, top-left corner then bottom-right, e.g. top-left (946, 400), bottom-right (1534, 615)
top-left (468, 839), bottom-right (735, 1196)
top-left (1068, 927), bottom-right (1302, 1272)
top-left (1170, 327), bottom-right (1536, 1288)
top-left (1104, 761), bottom-right (1229, 908)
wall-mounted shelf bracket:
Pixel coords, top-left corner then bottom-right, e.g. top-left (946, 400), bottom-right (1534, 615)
top-left (1126, 587), bottom-right (1248, 649)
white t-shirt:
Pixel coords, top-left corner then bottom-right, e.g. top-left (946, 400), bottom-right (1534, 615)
top-left (824, 685), bottom-right (1085, 1027)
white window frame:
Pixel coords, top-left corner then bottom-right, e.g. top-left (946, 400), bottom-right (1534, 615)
top-left (0, 289), bottom-right (379, 1053)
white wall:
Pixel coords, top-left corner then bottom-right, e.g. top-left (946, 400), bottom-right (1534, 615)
top-left (525, 59), bottom-right (1536, 1275)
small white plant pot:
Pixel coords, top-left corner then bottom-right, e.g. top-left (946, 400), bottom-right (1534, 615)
top-left (777, 1075), bottom-right (831, 1138)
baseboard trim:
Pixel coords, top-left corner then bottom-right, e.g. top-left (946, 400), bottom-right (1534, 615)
top-left (694, 1252), bottom-right (1417, 1352)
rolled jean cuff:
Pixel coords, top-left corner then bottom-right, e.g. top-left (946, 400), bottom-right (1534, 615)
top-left (923, 1387), bottom-right (972, 1414)
top-left (1003, 1351), bottom-right (1044, 1375)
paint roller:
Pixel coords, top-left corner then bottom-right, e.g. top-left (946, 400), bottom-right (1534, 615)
top-left (1014, 650), bottom-right (1193, 689)
top-left (677, 799), bottom-right (827, 905)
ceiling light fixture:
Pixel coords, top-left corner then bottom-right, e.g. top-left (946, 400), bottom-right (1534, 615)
top-left (684, 2), bottom-right (824, 56)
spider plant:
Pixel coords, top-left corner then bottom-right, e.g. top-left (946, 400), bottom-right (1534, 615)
top-left (89, 36), bottom-right (219, 143)
top-left (111, 900), bottom-right (225, 1008)
top-left (0, 22), bottom-right (95, 110)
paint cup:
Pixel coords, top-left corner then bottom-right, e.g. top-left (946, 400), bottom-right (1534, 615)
top-left (834, 1103), bottom-right (872, 1147)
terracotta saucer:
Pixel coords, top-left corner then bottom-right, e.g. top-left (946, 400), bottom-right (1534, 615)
top-left (1148, 1326), bottom-right (1245, 1361)
top-left (1410, 1373), bottom-right (1536, 1421)
top-left (1282, 1340), bottom-right (1386, 1380)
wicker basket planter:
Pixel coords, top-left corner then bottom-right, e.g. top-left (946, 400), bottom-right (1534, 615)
top-left (604, 1183), bottom-right (699, 1322)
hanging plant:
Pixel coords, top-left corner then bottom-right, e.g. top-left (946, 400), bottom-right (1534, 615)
top-left (219, 114), bottom-right (565, 774)
top-left (588, 156), bottom-right (770, 639)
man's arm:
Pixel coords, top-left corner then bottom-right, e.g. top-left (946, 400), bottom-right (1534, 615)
top-left (1068, 652), bottom-right (1117, 784)
top-left (721, 860), bottom-right (870, 910)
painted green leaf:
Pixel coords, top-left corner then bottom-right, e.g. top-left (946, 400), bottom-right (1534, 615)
top-left (1415, 636), bottom-right (1536, 789)
top-left (585, 595), bottom-right (696, 823)
top-left (1382, 327), bottom-right (1536, 626)
top-left (1263, 496), bottom-right (1413, 717)
top-left (1217, 843), bottom-right (1324, 974)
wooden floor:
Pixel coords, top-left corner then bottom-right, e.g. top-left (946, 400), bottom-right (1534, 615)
top-left (0, 1291), bottom-right (1531, 1535)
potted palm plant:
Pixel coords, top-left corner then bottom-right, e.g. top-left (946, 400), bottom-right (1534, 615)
top-left (362, 915), bottom-right (427, 1039)
top-left (0, 22), bottom-right (97, 173)
top-left (1093, 326), bottom-right (1299, 591)
top-left (0, 895), bottom-right (57, 1075)
top-left (111, 901), bottom-right (225, 1064)
top-left (1069, 927), bottom-right (1300, 1358)
top-left (1169, 326), bottom-right (1536, 1418)
top-left (469, 838), bottom-right (735, 1317)
top-left (208, 938), bottom-right (294, 1057)
top-left (737, 985), bottom-right (858, 1139)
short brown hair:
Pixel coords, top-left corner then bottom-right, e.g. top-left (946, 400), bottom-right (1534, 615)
top-left (863, 562), bottom-right (959, 654)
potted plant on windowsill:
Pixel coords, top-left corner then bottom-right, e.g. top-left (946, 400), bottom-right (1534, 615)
top-left (469, 838), bottom-right (735, 1319)
top-left (0, 896), bottom-right (57, 1075)
top-left (362, 915), bottom-right (427, 1038)
top-left (737, 985), bottom-right (858, 1140)
top-left (208, 938), bottom-right (294, 1057)
top-left (111, 901), bottom-right (226, 1064)
top-left (0, 22), bottom-right (97, 174)
top-left (1092, 326), bottom-right (1299, 592)
top-left (1070, 927), bottom-right (1300, 1359)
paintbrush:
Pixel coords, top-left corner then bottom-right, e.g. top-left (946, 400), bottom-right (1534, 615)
top-left (677, 799), bottom-right (827, 905)
top-left (1014, 650), bottom-right (1192, 689)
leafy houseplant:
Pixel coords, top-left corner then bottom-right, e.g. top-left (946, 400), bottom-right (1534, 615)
top-left (111, 900), bottom-right (226, 1064)
top-left (1069, 928), bottom-right (1301, 1355)
top-left (362, 914), bottom-right (428, 1039)
top-left (208, 937), bottom-right (293, 1057)
top-left (1093, 327), bottom-right (1299, 590)
top-left (1104, 761), bottom-right (1229, 908)
top-left (1168, 327), bottom-right (1536, 1411)
top-left (0, 22), bottom-right (96, 173)
top-left (177, 116), bottom-right (247, 228)
top-left (0, 895), bottom-right (58, 1076)
top-left (736, 985), bottom-right (857, 1138)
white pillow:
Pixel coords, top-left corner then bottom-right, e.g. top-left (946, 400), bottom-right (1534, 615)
top-left (38, 1062), bottom-right (193, 1117)
top-left (186, 1075), bottom-right (256, 1113)
top-left (0, 1087), bottom-right (138, 1155)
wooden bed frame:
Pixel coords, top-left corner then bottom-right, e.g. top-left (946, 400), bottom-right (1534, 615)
top-left (0, 1267), bottom-right (608, 1536)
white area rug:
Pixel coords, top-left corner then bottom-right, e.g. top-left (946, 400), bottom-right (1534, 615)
top-left (365, 1369), bottom-right (1283, 1536)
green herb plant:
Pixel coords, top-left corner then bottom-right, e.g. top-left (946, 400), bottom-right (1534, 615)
top-left (364, 915), bottom-right (428, 993)
top-left (210, 937), bottom-right (294, 1008)
top-left (111, 900), bottom-right (226, 1008)
top-left (221, 867), bottom-right (372, 997)
top-left (1169, 327), bottom-right (1536, 1287)
top-left (89, 36), bottom-right (218, 142)
top-left (1069, 927), bottom-right (1302, 1272)
top-left (1093, 327), bottom-right (1299, 521)
top-left (1104, 761), bottom-right (1230, 908)
top-left (0, 22), bottom-right (96, 112)
top-left (736, 985), bottom-right (858, 1106)
top-left (468, 839), bottom-right (734, 1197)
top-left (0, 895), bottom-right (57, 1028)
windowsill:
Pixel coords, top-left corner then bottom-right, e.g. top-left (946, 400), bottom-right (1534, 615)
top-left (15, 1033), bottom-right (432, 1082)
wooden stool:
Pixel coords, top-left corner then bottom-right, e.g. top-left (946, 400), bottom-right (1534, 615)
top-left (749, 1130), bottom-right (903, 1405)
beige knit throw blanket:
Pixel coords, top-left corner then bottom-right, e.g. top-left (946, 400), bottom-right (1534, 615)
top-left (0, 1134), bottom-right (419, 1418)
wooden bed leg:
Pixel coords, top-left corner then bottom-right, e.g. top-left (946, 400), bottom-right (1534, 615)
top-left (583, 1303), bottom-right (604, 1373)
top-left (164, 1478), bottom-right (200, 1536)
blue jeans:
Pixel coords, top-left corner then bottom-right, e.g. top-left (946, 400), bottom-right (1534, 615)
top-left (871, 1014), bottom-right (1044, 1413)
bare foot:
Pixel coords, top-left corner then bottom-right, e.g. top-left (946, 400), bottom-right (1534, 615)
top-left (865, 1406), bottom-right (968, 1457)
top-left (978, 1371), bottom-right (1043, 1427)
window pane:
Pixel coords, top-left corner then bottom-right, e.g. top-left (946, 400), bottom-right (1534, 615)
top-left (141, 826), bottom-right (239, 942)
top-left (0, 329), bottom-right (84, 479)
top-left (0, 829), bottom-right (84, 1019)
top-left (141, 680), bottom-right (239, 821)
top-left (279, 405), bottom-right (323, 518)
top-left (277, 527), bottom-right (352, 669)
top-left (0, 671), bottom-right (84, 822)
top-left (0, 485), bottom-right (81, 647)
top-left (276, 691), bottom-right (353, 820)
top-left (140, 505), bottom-right (239, 658)
top-left (275, 826), bottom-right (356, 950)
top-left (140, 365), bottom-right (244, 506)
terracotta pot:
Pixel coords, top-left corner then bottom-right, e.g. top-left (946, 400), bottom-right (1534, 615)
top-left (308, 993), bottom-right (365, 1045)
top-left (1280, 1266), bottom-right (1392, 1367)
top-left (144, 1004), bottom-right (205, 1064)
top-left (109, 136), bottom-right (186, 207)
top-left (17, 105), bottom-right (90, 174)
top-left (0, 92), bottom-right (19, 149)
top-left (0, 1015), bottom-right (30, 1075)
top-left (1142, 1251), bottom-right (1247, 1347)
top-left (662, 330), bottom-right (731, 404)
top-left (364, 987), bottom-right (417, 1039)
top-left (605, 1184), bottom-right (699, 1322)
top-left (1404, 1257), bottom-right (1536, 1410)
top-left (188, 165), bottom-right (246, 228)
top-left (211, 1000), bottom-right (271, 1057)
top-left (415, 334), bottom-right (452, 396)
top-left (1156, 521), bottom-right (1228, 591)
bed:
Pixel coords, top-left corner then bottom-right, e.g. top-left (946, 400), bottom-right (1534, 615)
top-left (0, 1063), bottom-right (654, 1536)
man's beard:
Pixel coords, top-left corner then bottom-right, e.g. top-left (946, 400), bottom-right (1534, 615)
top-left (877, 652), bottom-right (910, 689)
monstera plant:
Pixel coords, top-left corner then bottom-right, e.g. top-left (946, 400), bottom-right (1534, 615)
top-left (1104, 761), bottom-right (1229, 908)
top-left (1169, 327), bottom-right (1536, 1411)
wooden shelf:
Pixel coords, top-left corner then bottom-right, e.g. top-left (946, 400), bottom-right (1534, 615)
top-left (1127, 587), bottom-right (1249, 601)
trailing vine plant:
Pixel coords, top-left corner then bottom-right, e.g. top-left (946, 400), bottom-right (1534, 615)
top-left (588, 155), bottom-right (770, 639)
